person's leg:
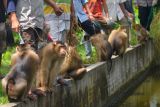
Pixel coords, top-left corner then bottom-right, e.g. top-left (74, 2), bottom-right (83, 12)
top-left (61, 30), bottom-right (69, 44)
top-left (124, 0), bottom-right (134, 14)
top-left (82, 33), bottom-right (92, 58)
top-left (138, 6), bottom-right (148, 29)
top-left (146, 6), bottom-right (153, 31)
top-left (6, 23), bottom-right (14, 46)
top-left (119, 17), bottom-right (130, 47)
top-left (79, 19), bottom-right (101, 36)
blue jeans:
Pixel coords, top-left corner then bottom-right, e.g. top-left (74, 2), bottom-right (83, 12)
top-left (82, 34), bottom-right (92, 56)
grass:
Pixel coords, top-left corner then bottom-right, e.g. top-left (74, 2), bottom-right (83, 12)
top-left (1, 6), bottom-right (159, 105)
top-left (0, 48), bottom-right (14, 105)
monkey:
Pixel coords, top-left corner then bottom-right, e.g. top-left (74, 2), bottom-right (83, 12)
top-left (108, 26), bottom-right (128, 56)
top-left (90, 33), bottom-right (113, 72)
top-left (90, 33), bottom-right (113, 61)
top-left (37, 41), bottom-right (86, 91)
top-left (132, 24), bottom-right (149, 43)
top-left (36, 41), bottom-right (67, 91)
top-left (58, 46), bottom-right (86, 80)
top-left (1, 45), bottom-right (40, 102)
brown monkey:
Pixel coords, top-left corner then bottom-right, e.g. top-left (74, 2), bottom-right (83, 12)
top-left (133, 24), bottom-right (149, 43)
top-left (37, 42), bottom-right (86, 91)
top-left (90, 33), bottom-right (113, 61)
top-left (108, 27), bottom-right (128, 56)
top-left (1, 45), bottom-right (39, 102)
top-left (36, 41), bottom-right (67, 91)
top-left (58, 46), bottom-right (86, 80)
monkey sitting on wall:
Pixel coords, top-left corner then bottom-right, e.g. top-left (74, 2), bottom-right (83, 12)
top-left (90, 33), bottom-right (113, 62)
top-left (37, 41), bottom-right (86, 91)
top-left (108, 26), bottom-right (128, 56)
top-left (1, 45), bottom-right (40, 102)
top-left (132, 24), bottom-right (149, 44)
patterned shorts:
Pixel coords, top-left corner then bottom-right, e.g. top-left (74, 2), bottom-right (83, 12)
top-left (21, 27), bottom-right (43, 50)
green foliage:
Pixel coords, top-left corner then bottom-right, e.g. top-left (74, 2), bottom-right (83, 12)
top-left (75, 28), bottom-right (97, 64)
top-left (0, 33), bottom-right (18, 105)
top-left (150, 10), bottom-right (160, 62)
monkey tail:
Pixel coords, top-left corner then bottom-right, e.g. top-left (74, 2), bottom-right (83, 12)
top-left (107, 42), bottom-right (113, 73)
top-left (107, 58), bottom-right (112, 73)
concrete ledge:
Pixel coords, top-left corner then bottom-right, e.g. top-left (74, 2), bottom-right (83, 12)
top-left (1, 39), bottom-right (155, 107)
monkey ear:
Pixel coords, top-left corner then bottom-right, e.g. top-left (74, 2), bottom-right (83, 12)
top-left (16, 46), bottom-right (20, 52)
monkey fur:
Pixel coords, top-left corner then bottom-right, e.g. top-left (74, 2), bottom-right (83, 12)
top-left (108, 27), bottom-right (128, 56)
top-left (37, 41), bottom-right (86, 91)
top-left (1, 45), bottom-right (39, 102)
top-left (133, 24), bottom-right (149, 43)
top-left (90, 33), bottom-right (113, 61)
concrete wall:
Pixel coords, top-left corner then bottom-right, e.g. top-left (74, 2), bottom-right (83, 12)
top-left (1, 39), bottom-right (155, 107)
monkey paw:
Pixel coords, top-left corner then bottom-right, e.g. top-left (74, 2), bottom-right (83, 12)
top-left (32, 89), bottom-right (46, 96)
top-left (27, 93), bottom-right (37, 101)
top-left (37, 87), bottom-right (50, 93)
top-left (56, 77), bottom-right (69, 86)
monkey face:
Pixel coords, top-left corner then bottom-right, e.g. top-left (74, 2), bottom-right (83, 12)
top-left (53, 42), bottom-right (67, 57)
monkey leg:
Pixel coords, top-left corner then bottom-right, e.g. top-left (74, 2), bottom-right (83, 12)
top-left (31, 88), bottom-right (46, 96)
top-left (1, 77), bottom-right (8, 92)
top-left (48, 62), bottom-right (60, 91)
top-left (69, 68), bottom-right (87, 80)
top-left (27, 90), bottom-right (37, 101)
top-left (38, 53), bottom-right (54, 91)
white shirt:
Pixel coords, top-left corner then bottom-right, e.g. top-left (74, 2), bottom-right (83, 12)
top-left (106, 0), bottom-right (126, 22)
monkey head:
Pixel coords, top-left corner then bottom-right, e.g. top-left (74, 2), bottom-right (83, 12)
top-left (52, 41), bottom-right (67, 57)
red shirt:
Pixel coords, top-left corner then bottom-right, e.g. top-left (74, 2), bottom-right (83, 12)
top-left (84, 0), bottom-right (103, 19)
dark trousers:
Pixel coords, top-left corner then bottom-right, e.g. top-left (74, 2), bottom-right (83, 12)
top-left (138, 6), bottom-right (153, 31)
top-left (124, 0), bottom-right (134, 14)
top-left (78, 19), bottom-right (101, 37)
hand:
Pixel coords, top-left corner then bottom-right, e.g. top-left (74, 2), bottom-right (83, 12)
top-left (54, 6), bottom-right (64, 16)
top-left (88, 15), bottom-right (95, 21)
top-left (9, 12), bottom-right (20, 32)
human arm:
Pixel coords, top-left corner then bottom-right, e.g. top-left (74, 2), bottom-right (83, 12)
top-left (7, 0), bottom-right (19, 32)
top-left (119, 2), bottom-right (128, 18)
top-left (102, 0), bottom-right (109, 18)
top-left (44, 0), bottom-right (63, 16)
top-left (83, 1), bottom-right (95, 21)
